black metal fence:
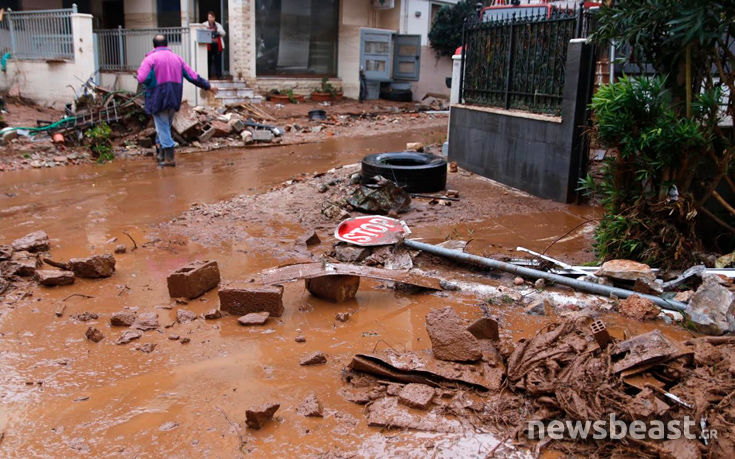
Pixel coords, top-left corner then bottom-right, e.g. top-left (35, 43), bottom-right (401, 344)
top-left (460, 7), bottom-right (587, 115)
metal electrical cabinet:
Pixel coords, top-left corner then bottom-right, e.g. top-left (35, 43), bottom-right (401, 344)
top-left (359, 28), bottom-right (421, 100)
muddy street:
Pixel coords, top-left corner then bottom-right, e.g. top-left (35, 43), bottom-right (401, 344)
top-left (1, 125), bottom-right (729, 458)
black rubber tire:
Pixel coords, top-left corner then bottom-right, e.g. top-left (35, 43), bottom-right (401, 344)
top-left (361, 152), bottom-right (447, 193)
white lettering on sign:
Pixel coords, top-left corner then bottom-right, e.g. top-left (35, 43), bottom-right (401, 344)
top-left (340, 217), bottom-right (401, 243)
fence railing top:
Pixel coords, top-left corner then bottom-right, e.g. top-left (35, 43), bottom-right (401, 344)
top-left (94, 26), bottom-right (189, 33)
top-left (5, 8), bottom-right (77, 16)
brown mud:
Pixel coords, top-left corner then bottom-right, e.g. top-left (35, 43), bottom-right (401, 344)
top-left (0, 125), bottom-right (710, 458)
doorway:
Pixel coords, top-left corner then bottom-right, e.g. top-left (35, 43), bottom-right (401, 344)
top-left (198, 0), bottom-right (229, 78)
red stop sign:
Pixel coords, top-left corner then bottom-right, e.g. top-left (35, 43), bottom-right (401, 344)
top-left (334, 215), bottom-right (411, 246)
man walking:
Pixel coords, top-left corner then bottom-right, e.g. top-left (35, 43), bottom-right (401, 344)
top-left (137, 34), bottom-right (218, 167)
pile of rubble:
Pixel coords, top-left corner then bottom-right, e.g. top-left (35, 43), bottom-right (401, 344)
top-left (0, 230), bottom-right (118, 296)
top-left (339, 307), bottom-right (735, 458)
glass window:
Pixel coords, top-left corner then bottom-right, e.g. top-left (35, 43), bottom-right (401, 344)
top-left (255, 0), bottom-right (339, 76)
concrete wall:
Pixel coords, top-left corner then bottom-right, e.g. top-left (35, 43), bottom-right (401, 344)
top-left (0, 14), bottom-right (95, 108)
top-left (403, 0), bottom-right (458, 46)
top-left (448, 41), bottom-right (593, 203)
top-left (228, 0), bottom-right (256, 82)
top-left (412, 46), bottom-right (451, 100)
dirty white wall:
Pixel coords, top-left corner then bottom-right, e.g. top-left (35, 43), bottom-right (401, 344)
top-left (0, 14), bottom-right (95, 108)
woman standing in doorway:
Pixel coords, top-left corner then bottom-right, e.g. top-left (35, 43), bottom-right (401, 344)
top-left (203, 11), bottom-right (226, 79)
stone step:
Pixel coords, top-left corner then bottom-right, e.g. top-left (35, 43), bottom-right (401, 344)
top-left (213, 95), bottom-right (263, 106)
top-left (214, 88), bottom-right (255, 99)
top-left (211, 80), bottom-right (250, 89)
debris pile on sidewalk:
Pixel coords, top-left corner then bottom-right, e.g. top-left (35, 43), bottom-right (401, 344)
top-left (340, 307), bottom-right (735, 457)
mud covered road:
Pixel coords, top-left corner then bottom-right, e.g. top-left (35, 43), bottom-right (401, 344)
top-left (1, 125), bottom-right (710, 457)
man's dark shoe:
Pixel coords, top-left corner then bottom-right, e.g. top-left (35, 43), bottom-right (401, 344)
top-left (163, 147), bottom-right (175, 167)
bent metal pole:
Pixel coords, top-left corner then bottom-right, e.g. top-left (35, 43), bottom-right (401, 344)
top-left (402, 239), bottom-right (688, 312)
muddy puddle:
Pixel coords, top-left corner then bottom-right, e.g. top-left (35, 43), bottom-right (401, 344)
top-left (0, 128), bottom-right (698, 457)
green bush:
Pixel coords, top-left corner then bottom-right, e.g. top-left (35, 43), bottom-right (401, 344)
top-left (582, 76), bottom-right (713, 267)
top-left (85, 123), bottom-right (114, 163)
top-left (428, 0), bottom-right (477, 57)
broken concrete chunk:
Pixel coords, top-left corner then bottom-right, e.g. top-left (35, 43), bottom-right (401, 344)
top-left (203, 308), bottom-right (221, 320)
top-left (334, 244), bottom-right (370, 263)
top-left (110, 311), bottom-right (137, 327)
top-left (300, 351), bottom-right (327, 366)
top-left (73, 312), bottom-right (99, 322)
top-left (176, 309), bottom-right (198, 324)
top-left (296, 393), bottom-right (323, 417)
top-left (116, 329), bottom-right (143, 345)
top-left (68, 254), bottom-right (116, 278)
top-left (132, 312), bottom-right (159, 331)
top-left (524, 300), bottom-right (548, 316)
top-left (237, 311), bottom-right (270, 326)
top-left (335, 312), bottom-right (351, 322)
top-left (425, 307), bottom-right (482, 362)
top-left (135, 343), bottom-right (157, 353)
top-left (172, 103), bottom-right (199, 136)
top-left (114, 245), bottom-right (127, 254)
top-left (466, 317), bottom-right (499, 341)
top-left (0, 244), bottom-right (13, 261)
top-left (685, 276), bottom-right (735, 335)
top-left (245, 403), bottom-right (280, 429)
top-left (85, 327), bottom-right (104, 343)
top-left (299, 230), bottom-right (321, 247)
top-left (398, 383), bottom-right (435, 410)
top-left (10, 251), bottom-right (41, 276)
top-left (34, 269), bottom-right (75, 286)
top-left (167, 260), bottom-right (220, 299)
top-left (210, 120), bottom-right (232, 137)
top-left (596, 259), bottom-right (655, 283)
top-left (405, 142), bottom-right (424, 152)
top-left (305, 275), bottom-right (360, 302)
top-left (12, 231), bottom-right (50, 253)
top-left (252, 129), bottom-right (274, 142)
top-left (618, 295), bottom-right (660, 321)
top-left (218, 283), bottom-right (284, 317)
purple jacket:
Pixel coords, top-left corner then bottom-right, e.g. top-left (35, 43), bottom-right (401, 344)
top-left (137, 47), bottom-right (211, 115)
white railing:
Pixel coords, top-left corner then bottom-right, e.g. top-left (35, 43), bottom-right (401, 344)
top-left (95, 26), bottom-right (190, 72)
top-left (0, 6), bottom-right (77, 60)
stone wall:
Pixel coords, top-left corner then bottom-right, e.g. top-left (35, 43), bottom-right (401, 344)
top-left (227, 0), bottom-right (256, 82)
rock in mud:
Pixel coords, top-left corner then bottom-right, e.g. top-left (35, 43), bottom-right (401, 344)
top-left (73, 312), bottom-right (99, 322)
top-left (176, 309), bottom-right (198, 324)
top-left (203, 308), bottom-right (221, 320)
top-left (135, 343), bottom-right (157, 353)
top-left (167, 260), bottom-right (220, 299)
top-left (425, 307), bottom-right (482, 362)
top-left (114, 245), bottom-right (127, 254)
top-left (305, 275), bottom-right (360, 302)
top-left (10, 251), bottom-right (41, 276)
top-left (300, 351), bottom-right (327, 366)
top-left (524, 300), bottom-right (548, 316)
top-left (295, 334), bottom-right (306, 343)
top-left (85, 327), bottom-right (104, 343)
top-left (237, 311), bottom-right (270, 325)
top-left (218, 283), bottom-right (284, 317)
top-left (534, 279), bottom-right (545, 289)
top-left (68, 254), bottom-right (116, 278)
top-left (245, 403), bottom-right (280, 429)
top-left (685, 276), bottom-right (735, 335)
top-left (297, 393), bottom-right (323, 417)
top-left (596, 259), bottom-right (656, 283)
top-left (110, 311), bottom-right (137, 327)
top-left (618, 295), bottom-right (659, 321)
top-left (0, 244), bottom-right (13, 261)
top-left (334, 244), bottom-right (370, 263)
top-left (466, 317), bottom-right (499, 340)
top-left (132, 312), bottom-right (159, 331)
top-left (335, 312), bottom-right (351, 322)
top-left (338, 386), bottom-right (374, 404)
top-left (116, 329), bottom-right (143, 345)
top-left (398, 383), bottom-right (435, 410)
top-left (34, 269), bottom-right (75, 286)
top-left (300, 230), bottom-right (321, 247)
top-left (12, 231), bottom-right (50, 253)
top-left (513, 277), bottom-right (525, 286)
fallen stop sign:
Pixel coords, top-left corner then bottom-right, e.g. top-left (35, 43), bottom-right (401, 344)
top-left (334, 216), bottom-right (411, 246)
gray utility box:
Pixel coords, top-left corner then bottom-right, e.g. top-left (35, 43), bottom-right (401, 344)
top-left (359, 28), bottom-right (421, 99)
top-left (196, 28), bottom-right (213, 44)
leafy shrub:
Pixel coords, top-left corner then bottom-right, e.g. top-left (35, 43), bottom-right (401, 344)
top-left (85, 123), bottom-right (114, 163)
top-left (428, 0), bottom-right (477, 57)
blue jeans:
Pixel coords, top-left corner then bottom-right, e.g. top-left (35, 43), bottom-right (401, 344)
top-left (153, 108), bottom-right (176, 149)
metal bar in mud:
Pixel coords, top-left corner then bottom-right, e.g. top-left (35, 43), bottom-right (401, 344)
top-left (402, 239), bottom-right (688, 312)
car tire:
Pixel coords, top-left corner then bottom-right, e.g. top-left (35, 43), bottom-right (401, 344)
top-left (361, 152), bottom-right (447, 193)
